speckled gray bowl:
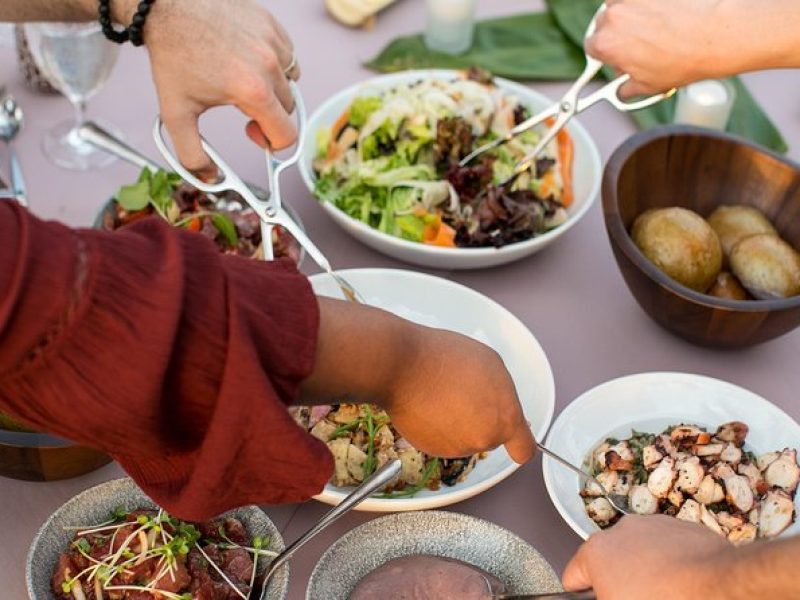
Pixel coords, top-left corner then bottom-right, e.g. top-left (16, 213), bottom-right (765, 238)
top-left (26, 478), bottom-right (288, 599)
top-left (307, 511), bottom-right (562, 599)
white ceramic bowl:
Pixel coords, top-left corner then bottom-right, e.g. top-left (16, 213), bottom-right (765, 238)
top-left (542, 372), bottom-right (800, 540)
top-left (309, 268), bottom-right (555, 511)
top-left (299, 70), bottom-right (602, 270)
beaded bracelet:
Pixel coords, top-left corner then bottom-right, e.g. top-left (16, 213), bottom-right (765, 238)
top-left (98, 0), bottom-right (156, 47)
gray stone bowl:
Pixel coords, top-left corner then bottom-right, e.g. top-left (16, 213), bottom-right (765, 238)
top-left (307, 511), bottom-right (562, 599)
top-left (26, 478), bottom-right (288, 599)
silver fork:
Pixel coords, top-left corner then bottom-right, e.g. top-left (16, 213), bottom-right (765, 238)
top-left (538, 442), bottom-right (631, 515)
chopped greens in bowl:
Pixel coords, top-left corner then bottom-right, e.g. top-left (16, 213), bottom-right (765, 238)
top-left (312, 70), bottom-right (573, 250)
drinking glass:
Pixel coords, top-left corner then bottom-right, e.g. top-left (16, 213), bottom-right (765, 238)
top-left (425, 0), bottom-right (478, 55)
top-left (25, 22), bottom-right (122, 170)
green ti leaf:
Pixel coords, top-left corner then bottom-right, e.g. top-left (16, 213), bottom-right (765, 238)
top-left (366, 12), bottom-right (585, 80)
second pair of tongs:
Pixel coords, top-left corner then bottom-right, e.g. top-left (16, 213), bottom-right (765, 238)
top-left (460, 3), bottom-right (676, 188)
top-left (153, 82), bottom-right (365, 304)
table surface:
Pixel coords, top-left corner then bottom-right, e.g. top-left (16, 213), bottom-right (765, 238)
top-left (2, 1), bottom-right (800, 598)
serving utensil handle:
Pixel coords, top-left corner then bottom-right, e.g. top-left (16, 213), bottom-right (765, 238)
top-left (79, 121), bottom-right (161, 172)
top-left (9, 147), bottom-right (27, 207)
top-left (537, 443), bottom-right (590, 479)
top-left (260, 459), bottom-right (402, 598)
top-left (499, 590), bottom-right (596, 599)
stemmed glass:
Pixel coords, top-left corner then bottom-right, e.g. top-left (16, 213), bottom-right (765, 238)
top-left (25, 22), bottom-right (122, 170)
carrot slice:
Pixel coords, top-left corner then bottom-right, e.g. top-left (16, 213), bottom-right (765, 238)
top-left (423, 217), bottom-right (457, 247)
top-left (186, 217), bottom-right (202, 232)
top-left (331, 108), bottom-right (351, 141)
top-left (544, 118), bottom-right (575, 207)
top-left (557, 128), bottom-right (575, 207)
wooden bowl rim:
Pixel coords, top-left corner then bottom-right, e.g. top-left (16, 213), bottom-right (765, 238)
top-left (603, 125), bottom-right (800, 313)
top-left (0, 428), bottom-right (74, 449)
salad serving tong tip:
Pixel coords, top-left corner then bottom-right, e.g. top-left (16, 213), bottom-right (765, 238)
top-left (460, 2), bottom-right (675, 188)
top-left (153, 81), bottom-right (365, 304)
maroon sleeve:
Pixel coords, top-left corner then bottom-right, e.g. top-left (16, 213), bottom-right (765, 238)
top-left (0, 201), bottom-right (333, 520)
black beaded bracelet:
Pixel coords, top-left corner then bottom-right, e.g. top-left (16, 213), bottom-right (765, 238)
top-left (98, 0), bottom-right (156, 47)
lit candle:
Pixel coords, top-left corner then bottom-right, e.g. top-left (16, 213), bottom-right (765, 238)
top-left (424, 0), bottom-right (477, 55)
top-left (673, 79), bottom-right (736, 130)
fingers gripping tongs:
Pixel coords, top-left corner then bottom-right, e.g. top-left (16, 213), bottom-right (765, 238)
top-left (153, 82), bottom-right (365, 303)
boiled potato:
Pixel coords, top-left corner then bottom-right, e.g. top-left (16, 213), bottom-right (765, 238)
top-left (632, 207), bottom-right (723, 292)
top-left (707, 205), bottom-right (778, 258)
top-left (708, 272), bottom-right (749, 301)
top-left (730, 234), bottom-right (800, 299)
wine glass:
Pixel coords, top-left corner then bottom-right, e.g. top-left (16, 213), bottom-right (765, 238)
top-left (25, 22), bottom-right (122, 170)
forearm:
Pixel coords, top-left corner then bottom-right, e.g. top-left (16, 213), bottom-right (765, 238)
top-left (299, 297), bottom-right (421, 407)
top-left (717, 0), bottom-right (800, 75)
top-left (0, 0), bottom-right (138, 24)
top-left (723, 536), bottom-right (800, 598)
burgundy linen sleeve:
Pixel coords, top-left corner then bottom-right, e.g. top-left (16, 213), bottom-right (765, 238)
top-left (0, 202), bottom-right (333, 520)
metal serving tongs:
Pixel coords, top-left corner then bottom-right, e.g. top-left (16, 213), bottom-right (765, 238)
top-left (460, 3), bottom-right (676, 188)
top-left (153, 82), bottom-right (365, 304)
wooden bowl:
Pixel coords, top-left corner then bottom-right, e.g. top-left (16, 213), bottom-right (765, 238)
top-left (603, 126), bottom-right (800, 348)
top-left (0, 428), bottom-right (111, 482)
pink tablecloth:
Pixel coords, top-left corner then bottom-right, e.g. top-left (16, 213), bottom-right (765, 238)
top-left (1, 1), bottom-right (800, 598)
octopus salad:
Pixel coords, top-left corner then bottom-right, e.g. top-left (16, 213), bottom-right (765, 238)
top-left (582, 421), bottom-right (799, 544)
top-left (52, 507), bottom-right (274, 600)
top-left (290, 404), bottom-right (484, 497)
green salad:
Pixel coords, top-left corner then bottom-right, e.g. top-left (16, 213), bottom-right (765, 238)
top-left (313, 70), bottom-right (574, 249)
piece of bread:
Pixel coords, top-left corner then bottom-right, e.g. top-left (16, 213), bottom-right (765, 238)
top-left (326, 0), bottom-right (398, 27)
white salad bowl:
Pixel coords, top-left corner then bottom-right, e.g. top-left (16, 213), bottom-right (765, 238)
top-left (542, 372), bottom-right (800, 540)
top-left (299, 70), bottom-right (602, 270)
top-left (309, 268), bottom-right (555, 511)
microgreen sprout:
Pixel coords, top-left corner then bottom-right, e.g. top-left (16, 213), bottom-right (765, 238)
top-left (194, 542), bottom-right (248, 600)
top-left (249, 535), bottom-right (264, 592)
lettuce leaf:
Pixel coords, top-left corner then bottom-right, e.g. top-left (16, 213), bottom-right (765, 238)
top-left (349, 96), bottom-right (383, 128)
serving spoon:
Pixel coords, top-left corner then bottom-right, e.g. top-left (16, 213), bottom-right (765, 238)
top-left (0, 91), bottom-right (27, 206)
top-left (491, 588), bottom-right (596, 599)
top-left (77, 121), bottom-right (243, 211)
top-left (259, 458), bottom-right (402, 599)
top-left (537, 442), bottom-right (631, 516)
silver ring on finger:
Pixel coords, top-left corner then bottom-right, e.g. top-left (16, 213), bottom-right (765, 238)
top-left (283, 54), bottom-right (298, 78)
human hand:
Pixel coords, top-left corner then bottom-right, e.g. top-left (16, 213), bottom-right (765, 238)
top-left (585, 0), bottom-right (731, 96)
top-left (138, 0), bottom-right (300, 177)
top-left (383, 326), bottom-right (536, 464)
top-left (302, 298), bottom-right (536, 464)
top-left (563, 515), bottom-right (732, 599)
